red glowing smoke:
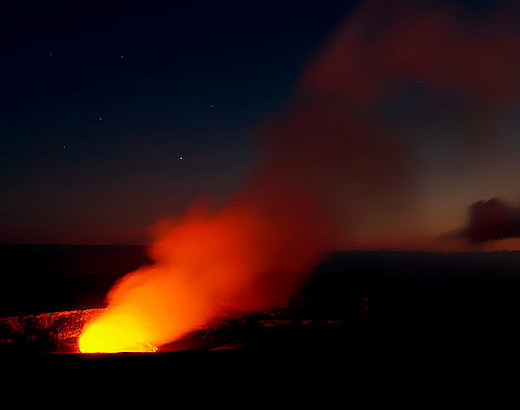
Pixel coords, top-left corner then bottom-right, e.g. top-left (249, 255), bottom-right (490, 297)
top-left (80, 0), bottom-right (520, 351)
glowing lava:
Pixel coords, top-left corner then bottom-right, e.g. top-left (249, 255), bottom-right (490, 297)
top-left (79, 309), bottom-right (157, 353)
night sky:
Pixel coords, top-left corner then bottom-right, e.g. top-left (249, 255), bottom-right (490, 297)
top-left (2, 0), bottom-right (520, 249)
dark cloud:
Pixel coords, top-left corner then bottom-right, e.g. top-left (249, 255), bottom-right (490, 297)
top-left (457, 198), bottom-right (520, 243)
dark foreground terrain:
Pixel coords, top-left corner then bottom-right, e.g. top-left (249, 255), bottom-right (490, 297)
top-left (1, 245), bottom-right (520, 393)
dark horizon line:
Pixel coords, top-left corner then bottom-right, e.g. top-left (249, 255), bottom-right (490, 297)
top-left (1, 243), bottom-right (519, 254)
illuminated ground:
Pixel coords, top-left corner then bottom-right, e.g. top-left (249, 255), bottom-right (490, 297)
top-left (1, 247), bottom-right (520, 389)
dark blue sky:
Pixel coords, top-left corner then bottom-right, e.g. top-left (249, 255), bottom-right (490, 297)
top-left (0, 0), bottom-right (355, 243)
top-left (1, 0), bottom-right (515, 246)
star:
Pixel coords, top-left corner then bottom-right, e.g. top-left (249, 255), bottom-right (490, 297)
top-left (210, 104), bottom-right (215, 108)
top-left (98, 116), bottom-right (103, 121)
top-left (179, 156), bottom-right (183, 160)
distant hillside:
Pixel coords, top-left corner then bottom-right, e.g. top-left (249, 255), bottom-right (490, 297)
top-left (2, 245), bottom-right (520, 317)
top-left (0, 244), bottom-right (150, 277)
top-left (315, 250), bottom-right (520, 279)
top-left (0, 244), bottom-right (150, 316)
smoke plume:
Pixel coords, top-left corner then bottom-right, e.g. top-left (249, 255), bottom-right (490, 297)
top-left (80, 0), bottom-right (520, 352)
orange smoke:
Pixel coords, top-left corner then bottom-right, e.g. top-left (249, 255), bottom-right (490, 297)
top-left (79, 194), bottom-right (333, 353)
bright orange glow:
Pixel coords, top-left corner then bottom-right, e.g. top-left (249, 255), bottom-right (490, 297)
top-left (79, 309), bottom-right (157, 353)
top-left (78, 199), bottom-right (332, 353)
